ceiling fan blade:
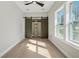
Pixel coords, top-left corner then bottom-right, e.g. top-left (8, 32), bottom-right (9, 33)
top-left (35, 1), bottom-right (44, 7)
top-left (25, 1), bottom-right (33, 5)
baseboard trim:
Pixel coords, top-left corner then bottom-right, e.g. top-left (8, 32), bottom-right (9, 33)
top-left (48, 39), bottom-right (69, 58)
top-left (0, 38), bottom-right (24, 57)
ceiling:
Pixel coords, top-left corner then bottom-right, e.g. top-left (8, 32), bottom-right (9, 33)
top-left (16, 1), bottom-right (54, 13)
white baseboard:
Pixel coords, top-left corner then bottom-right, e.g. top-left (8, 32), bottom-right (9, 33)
top-left (0, 38), bottom-right (24, 57)
top-left (48, 39), bottom-right (70, 58)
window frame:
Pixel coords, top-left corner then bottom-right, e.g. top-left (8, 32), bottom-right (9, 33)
top-left (65, 1), bottom-right (79, 50)
top-left (55, 4), bottom-right (65, 40)
top-left (68, 1), bottom-right (79, 44)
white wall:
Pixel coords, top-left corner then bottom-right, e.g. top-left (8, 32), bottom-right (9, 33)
top-left (24, 12), bottom-right (48, 17)
top-left (0, 1), bottom-right (24, 57)
top-left (48, 1), bottom-right (79, 58)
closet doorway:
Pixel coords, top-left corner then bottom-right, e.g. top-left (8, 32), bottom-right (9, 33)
top-left (25, 17), bottom-right (48, 38)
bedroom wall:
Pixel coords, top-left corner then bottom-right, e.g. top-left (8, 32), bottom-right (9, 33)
top-left (48, 1), bottom-right (79, 57)
top-left (24, 12), bottom-right (48, 17)
top-left (0, 1), bottom-right (25, 57)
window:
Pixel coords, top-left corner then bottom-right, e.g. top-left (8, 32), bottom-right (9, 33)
top-left (55, 5), bottom-right (65, 39)
top-left (69, 1), bottom-right (79, 44)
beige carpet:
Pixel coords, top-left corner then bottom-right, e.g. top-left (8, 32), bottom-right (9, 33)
top-left (2, 38), bottom-right (66, 58)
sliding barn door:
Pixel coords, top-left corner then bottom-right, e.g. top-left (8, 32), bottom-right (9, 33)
top-left (25, 17), bottom-right (32, 38)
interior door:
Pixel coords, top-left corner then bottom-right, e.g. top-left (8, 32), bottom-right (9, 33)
top-left (32, 21), bottom-right (41, 38)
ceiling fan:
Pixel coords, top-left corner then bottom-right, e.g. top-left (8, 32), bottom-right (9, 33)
top-left (25, 1), bottom-right (44, 7)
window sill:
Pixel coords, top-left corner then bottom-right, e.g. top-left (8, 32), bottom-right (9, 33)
top-left (66, 40), bottom-right (79, 51)
top-left (56, 37), bottom-right (79, 51)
